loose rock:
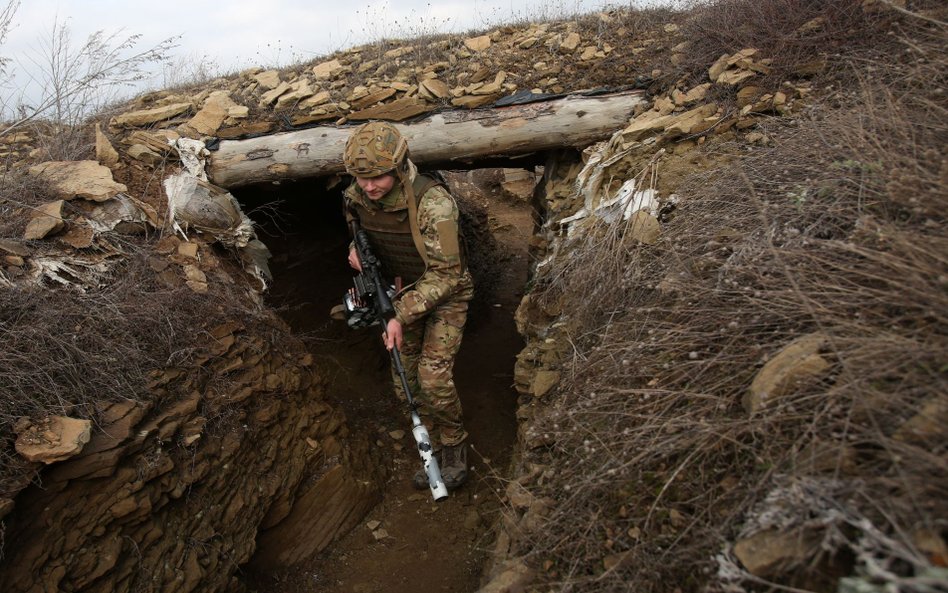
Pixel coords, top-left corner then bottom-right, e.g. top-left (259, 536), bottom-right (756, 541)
top-left (23, 200), bottom-right (66, 240)
top-left (15, 416), bottom-right (92, 464)
top-left (94, 124), bottom-right (119, 167)
top-left (464, 35), bottom-right (492, 52)
top-left (114, 102), bottom-right (191, 127)
top-left (28, 161), bottom-right (128, 202)
top-left (745, 333), bottom-right (830, 415)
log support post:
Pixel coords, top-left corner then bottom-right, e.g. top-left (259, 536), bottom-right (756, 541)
top-left (207, 91), bottom-right (645, 188)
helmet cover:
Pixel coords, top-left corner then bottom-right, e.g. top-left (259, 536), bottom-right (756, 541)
top-left (343, 121), bottom-right (409, 177)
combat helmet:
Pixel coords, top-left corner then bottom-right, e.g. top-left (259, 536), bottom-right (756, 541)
top-left (343, 121), bottom-right (409, 178)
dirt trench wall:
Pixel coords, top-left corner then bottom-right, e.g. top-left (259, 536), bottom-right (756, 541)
top-left (481, 124), bottom-right (728, 589)
top-left (0, 319), bottom-right (382, 593)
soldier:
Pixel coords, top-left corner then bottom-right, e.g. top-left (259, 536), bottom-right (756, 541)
top-left (342, 121), bottom-right (474, 490)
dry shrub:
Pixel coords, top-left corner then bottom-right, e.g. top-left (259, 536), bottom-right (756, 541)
top-left (571, 6), bottom-right (684, 89)
top-left (0, 169), bottom-right (56, 238)
top-left (26, 119), bottom-right (96, 163)
top-left (0, 238), bottom-right (257, 497)
top-left (673, 0), bottom-right (945, 93)
top-left (572, 5), bottom-right (678, 43)
top-left (514, 12), bottom-right (947, 593)
top-left (682, 0), bottom-right (884, 66)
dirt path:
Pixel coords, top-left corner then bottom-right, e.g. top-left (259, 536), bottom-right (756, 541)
top-left (239, 181), bottom-right (532, 592)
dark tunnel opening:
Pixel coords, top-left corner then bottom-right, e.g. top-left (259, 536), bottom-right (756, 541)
top-left (231, 172), bottom-right (531, 592)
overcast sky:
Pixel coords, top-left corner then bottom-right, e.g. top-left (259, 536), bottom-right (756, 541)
top-left (1, 0), bottom-right (650, 111)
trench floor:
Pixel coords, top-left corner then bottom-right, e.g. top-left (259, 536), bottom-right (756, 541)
top-left (242, 181), bottom-right (532, 593)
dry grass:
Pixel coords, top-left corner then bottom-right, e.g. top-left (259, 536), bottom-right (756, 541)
top-left (0, 168), bottom-right (56, 238)
top-left (0, 238), bottom-right (260, 498)
top-left (679, 0), bottom-right (891, 76)
top-left (510, 5), bottom-right (947, 591)
top-left (667, 0), bottom-right (948, 107)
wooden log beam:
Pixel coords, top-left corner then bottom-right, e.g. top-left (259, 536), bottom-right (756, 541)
top-left (207, 90), bottom-right (645, 188)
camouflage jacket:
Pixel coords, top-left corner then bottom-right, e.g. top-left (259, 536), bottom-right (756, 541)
top-left (344, 166), bottom-right (474, 327)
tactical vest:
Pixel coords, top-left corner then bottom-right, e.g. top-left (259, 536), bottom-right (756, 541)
top-left (349, 174), bottom-right (445, 286)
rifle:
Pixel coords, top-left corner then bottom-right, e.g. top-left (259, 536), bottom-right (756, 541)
top-left (344, 221), bottom-right (449, 502)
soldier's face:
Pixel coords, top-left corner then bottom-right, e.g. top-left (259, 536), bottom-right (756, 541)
top-left (356, 174), bottom-right (396, 201)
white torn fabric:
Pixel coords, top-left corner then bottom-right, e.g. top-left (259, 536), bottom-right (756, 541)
top-left (573, 137), bottom-right (638, 213)
top-left (84, 193), bottom-right (155, 233)
top-left (575, 141), bottom-right (606, 210)
top-left (557, 207), bottom-right (589, 228)
top-left (163, 171), bottom-right (272, 291)
top-left (241, 239), bottom-right (273, 289)
top-left (164, 172), bottom-right (254, 247)
top-left (558, 178), bottom-right (660, 237)
top-left (172, 138), bottom-right (210, 180)
top-left (615, 181), bottom-right (659, 220)
top-left (29, 257), bottom-right (111, 291)
top-left (556, 126), bottom-right (666, 238)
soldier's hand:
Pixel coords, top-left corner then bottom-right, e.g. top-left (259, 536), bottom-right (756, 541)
top-left (383, 318), bottom-right (403, 351)
top-left (348, 247), bottom-right (362, 272)
top-left (348, 287), bottom-right (364, 308)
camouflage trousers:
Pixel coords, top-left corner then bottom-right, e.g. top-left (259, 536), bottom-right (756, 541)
top-left (391, 289), bottom-right (473, 447)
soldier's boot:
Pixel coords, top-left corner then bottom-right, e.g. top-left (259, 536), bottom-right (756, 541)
top-left (412, 446), bottom-right (441, 491)
top-left (412, 465), bottom-right (430, 490)
top-left (411, 443), bottom-right (468, 491)
top-left (440, 442), bottom-right (468, 490)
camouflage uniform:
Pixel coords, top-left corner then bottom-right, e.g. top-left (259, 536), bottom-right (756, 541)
top-left (344, 164), bottom-right (474, 447)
